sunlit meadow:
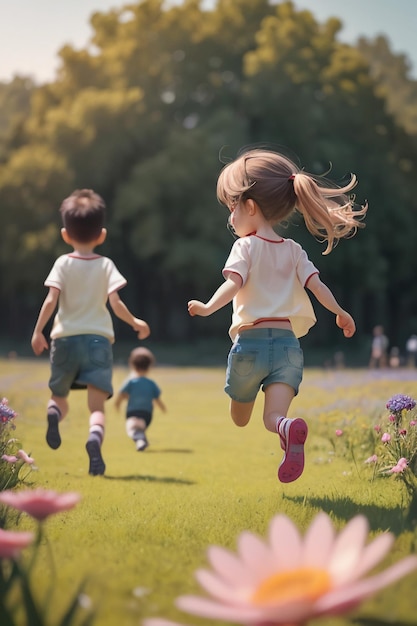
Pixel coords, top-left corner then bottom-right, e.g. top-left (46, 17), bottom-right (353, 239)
top-left (1, 357), bottom-right (417, 626)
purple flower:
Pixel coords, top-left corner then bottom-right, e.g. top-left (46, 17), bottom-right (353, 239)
top-left (386, 394), bottom-right (416, 413)
top-left (0, 398), bottom-right (17, 424)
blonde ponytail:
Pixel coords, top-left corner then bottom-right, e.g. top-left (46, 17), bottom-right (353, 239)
top-left (293, 173), bottom-right (367, 255)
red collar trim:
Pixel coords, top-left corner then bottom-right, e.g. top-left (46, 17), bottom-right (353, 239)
top-left (253, 234), bottom-right (284, 243)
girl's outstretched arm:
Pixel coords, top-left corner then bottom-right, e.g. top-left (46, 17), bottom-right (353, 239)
top-left (188, 273), bottom-right (242, 317)
top-left (306, 274), bottom-right (356, 338)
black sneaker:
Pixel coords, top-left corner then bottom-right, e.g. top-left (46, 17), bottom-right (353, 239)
top-left (86, 440), bottom-right (106, 475)
top-left (46, 410), bottom-right (61, 449)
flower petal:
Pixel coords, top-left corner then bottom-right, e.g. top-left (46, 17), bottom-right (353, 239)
top-left (352, 533), bottom-right (394, 580)
top-left (195, 568), bottom-right (245, 604)
top-left (268, 515), bottom-right (302, 567)
top-left (237, 531), bottom-right (277, 578)
top-left (0, 528), bottom-right (34, 559)
top-left (315, 555), bottom-right (417, 615)
top-left (177, 595), bottom-right (264, 622)
top-left (177, 593), bottom-right (313, 624)
top-left (207, 546), bottom-right (255, 586)
top-left (328, 515), bottom-right (369, 585)
top-left (302, 512), bottom-right (335, 567)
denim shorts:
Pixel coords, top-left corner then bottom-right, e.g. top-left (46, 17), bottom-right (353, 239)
top-left (49, 334), bottom-right (113, 398)
top-left (225, 328), bottom-right (303, 403)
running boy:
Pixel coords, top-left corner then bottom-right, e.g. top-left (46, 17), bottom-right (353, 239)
top-left (115, 347), bottom-right (166, 451)
top-left (31, 189), bottom-right (150, 475)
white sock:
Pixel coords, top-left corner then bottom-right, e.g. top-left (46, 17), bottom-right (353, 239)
top-left (275, 416), bottom-right (286, 434)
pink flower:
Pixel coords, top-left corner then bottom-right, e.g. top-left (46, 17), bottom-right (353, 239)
top-left (364, 455), bottom-right (378, 464)
top-left (410, 420), bottom-right (417, 427)
top-left (143, 513), bottom-right (417, 626)
top-left (381, 433), bottom-right (391, 443)
top-left (374, 424), bottom-right (381, 433)
top-left (388, 415), bottom-right (396, 423)
top-left (1, 454), bottom-right (19, 463)
top-left (0, 528), bottom-right (34, 559)
top-left (335, 430), bottom-right (343, 437)
top-left (17, 449), bottom-right (35, 465)
top-left (0, 489), bottom-right (81, 522)
top-left (399, 429), bottom-right (407, 436)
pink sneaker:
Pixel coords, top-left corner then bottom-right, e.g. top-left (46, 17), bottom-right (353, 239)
top-left (277, 418), bottom-right (308, 483)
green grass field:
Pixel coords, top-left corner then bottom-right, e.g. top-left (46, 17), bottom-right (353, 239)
top-left (2, 358), bottom-right (417, 626)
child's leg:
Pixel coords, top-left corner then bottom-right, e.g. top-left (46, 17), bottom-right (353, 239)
top-left (263, 383), bottom-right (295, 432)
top-left (230, 399), bottom-right (255, 427)
top-left (85, 386), bottom-right (108, 475)
top-left (263, 382), bottom-right (307, 483)
top-left (126, 416), bottom-right (148, 451)
top-left (46, 396), bottom-right (68, 449)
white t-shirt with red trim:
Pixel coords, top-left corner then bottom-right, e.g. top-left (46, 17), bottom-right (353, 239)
top-left (45, 253), bottom-right (127, 342)
top-left (222, 235), bottom-right (319, 340)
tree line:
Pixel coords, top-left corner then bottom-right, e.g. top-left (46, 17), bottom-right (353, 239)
top-left (1, 0), bottom-right (417, 359)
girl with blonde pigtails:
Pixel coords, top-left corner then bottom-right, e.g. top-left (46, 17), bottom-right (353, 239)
top-left (188, 148), bottom-right (367, 483)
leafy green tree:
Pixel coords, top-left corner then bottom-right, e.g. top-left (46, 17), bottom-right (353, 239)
top-left (1, 0), bottom-right (417, 355)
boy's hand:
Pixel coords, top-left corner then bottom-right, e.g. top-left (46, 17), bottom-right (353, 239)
top-left (133, 318), bottom-right (150, 340)
top-left (188, 300), bottom-right (209, 317)
top-left (336, 312), bottom-right (356, 338)
top-left (31, 332), bottom-right (49, 355)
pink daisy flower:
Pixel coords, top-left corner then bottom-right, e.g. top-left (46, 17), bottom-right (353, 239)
top-left (144, 513), bottom-right (417, 626)
top-left (0, 489), bottom-right (81, 522)
top-left (0, 528), bottom-right (34, 559)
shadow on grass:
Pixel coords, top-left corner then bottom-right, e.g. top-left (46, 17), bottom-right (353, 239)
top-left (144, 448), bottom-right (193, 454)
top-left (284, 494), bottom-right (408, 534)
top-left (104, 474), bottom-right (195, 485)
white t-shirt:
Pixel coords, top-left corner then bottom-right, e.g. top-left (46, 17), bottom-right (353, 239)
top-left (223, 235), bottom-right (319, 340)
top-left (45, 253), bottom-right (127, 342)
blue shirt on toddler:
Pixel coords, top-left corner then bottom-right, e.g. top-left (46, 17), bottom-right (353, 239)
top-left (120, 376), bottom-right (161, 415)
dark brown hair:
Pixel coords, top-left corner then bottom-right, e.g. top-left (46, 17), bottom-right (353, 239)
top-left (60, 189), bottom-right (105, 243)
top-left (129, 347), bottom-right (155, 372)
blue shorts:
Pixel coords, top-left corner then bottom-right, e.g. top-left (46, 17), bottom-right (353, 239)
top-left (225, 328), bottom-right (303, 403)
top-left (49, 334), bottom-right (113, 398)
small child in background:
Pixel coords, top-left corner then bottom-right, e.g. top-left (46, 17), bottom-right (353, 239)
top-left (115, 347), bottom-right (166, 451)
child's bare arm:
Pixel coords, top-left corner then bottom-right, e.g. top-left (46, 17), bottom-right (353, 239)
top-left (31, 287), bottom-right (60, 355)
top-left (306, 274), bottom-right (355, 338)
top-left (188, 273), bottom-right (242, 317)
top-left (108, 291), bottom-right (150, 339)
top-left (114, 392), bottom-right (128, 410)
top-left (155, 397), bottom-right (166, 413)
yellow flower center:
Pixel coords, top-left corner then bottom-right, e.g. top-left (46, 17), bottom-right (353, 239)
top-left (252, 567), bottom-right (332, 606)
